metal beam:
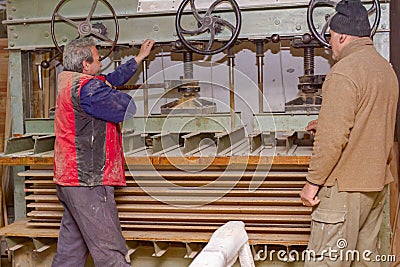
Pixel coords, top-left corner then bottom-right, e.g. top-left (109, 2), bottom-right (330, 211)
top-left (123, 132), bottom-right (147, 153)
top-left (3, 1), bottom-right (390, 49)
top-left (182, 131), bottom-right (215, 155)
top-left (184, 242), bottom-right (203, 259)
top-left (249, 132), bottom-right (262, 154)
top-left (215, 126), bottom-right (247, 155)
top-left (33, 134), bottom-right (55, 154)
top-left (253, 113), bottom-right (318, 132)
top-left (13, 166), bottom-right (26, 220)
top-left (25, 118), bottom-right (54, 134)
top-left (123, 113), bottom-right (241, 133)
top-left (5, 237), bottom-right (30, 252)
top-left (152, 241), bottom-right (169, 257)
top-left (4, 135), bottom-right (34, 155)
top-left (126, 241), bottom-right (138, 263)
top-left (32, 238), bottom-right (54, 253)
top-left (9, 50), bottom-right (24, 136)
top-left (276, 131), bottom-right (296, 155)
top-left (152, 132), bottom-right (180, 154)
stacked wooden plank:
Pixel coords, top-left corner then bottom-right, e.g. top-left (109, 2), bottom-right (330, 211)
top-left (21, 167), bottom-right (311, 245)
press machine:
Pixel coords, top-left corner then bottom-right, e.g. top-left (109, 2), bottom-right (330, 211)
top-left (0, 0), bottom-right (392, 266)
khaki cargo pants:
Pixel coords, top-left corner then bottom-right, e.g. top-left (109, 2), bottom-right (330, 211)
top-left (305, 182), bottom-right (388, 267)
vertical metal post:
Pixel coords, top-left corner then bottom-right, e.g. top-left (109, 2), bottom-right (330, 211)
top-left (13, 167), bottom-right (26, 220)
top-left (255, 41), bottom-right (264, 113)
top-left (22, 52), bottom-right (33, 119)
top-left (142, 58), bottom-right (149, 116)
top-left (43, 52), bottom-right (50, 118)
top-left (9, 50), bottom-right (24, 136)
top-left (228, 48), bottom-right (235, 130)
top-left (8, 50), bottom-right (27, 220)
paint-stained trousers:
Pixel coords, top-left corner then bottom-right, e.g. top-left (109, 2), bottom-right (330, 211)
top-left (305, 182), bottom-right (388, 267)
top-left (52, 185), bottom-right (130, 267)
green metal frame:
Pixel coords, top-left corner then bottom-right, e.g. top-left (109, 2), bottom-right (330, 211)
top-left (3, 1), bottom-right (390, 49)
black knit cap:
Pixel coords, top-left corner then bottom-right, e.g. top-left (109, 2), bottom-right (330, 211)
top-left (329, 0), bottom-right (371, 37)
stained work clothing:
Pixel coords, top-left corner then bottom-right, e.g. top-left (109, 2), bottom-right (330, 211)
top-left (54, 58), bottom-right (138, 187)
top-left (80, 58), bottom-right (138, 123)
top-left (52, 186), bottom-right (130, 266)
top-left (53, 57), bottom-right (140, 267)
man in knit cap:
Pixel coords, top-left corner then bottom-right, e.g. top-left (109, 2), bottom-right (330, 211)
top-left (300, 0), bottom-right (398, 265)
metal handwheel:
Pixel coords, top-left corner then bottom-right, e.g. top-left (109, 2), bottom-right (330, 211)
top-left (51, 0), bottom-right (119, 60)
top-left (307, 0), bottom-right (380, 47)
top-left (175, 0), bottom-right (242, 55)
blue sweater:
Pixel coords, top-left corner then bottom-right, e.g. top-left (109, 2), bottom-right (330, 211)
top-left (80, 58), bottom-right (138, 123)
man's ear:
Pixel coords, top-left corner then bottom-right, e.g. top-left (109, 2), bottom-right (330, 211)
top-left (339, 34), bottom-right (348, 44)
top-left (82, 61), bottom-right (88, 72)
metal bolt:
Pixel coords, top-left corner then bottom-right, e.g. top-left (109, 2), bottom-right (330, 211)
top-left (11, 6), bottom-right (16, 11)
top-left (381, 24), bottom-right (386, 29)
top-left (273, 18), bottom-right (280, 25)
top-left (271, 34), bottom-right (280, 43)
top-left (7, 0), bottom-right (12, 3)
top-left (382, 5), bottom-right (386, 10)
top-left (296, 24), bottom-right (301, 30)
top-left (153, 25), bottom-right (160, 32)
top-left (13, 33), bottom-right (18, 39)
top-left (9, 26), bottom-right (14, 31)
top-left (8, 16), bottom-right (13, 20)
top-left (62, 37), bottom-right (68, 42)
top-left (9, 42), bottom-right (14, 47)
top-left (44, 32), bottom-right (49, 38)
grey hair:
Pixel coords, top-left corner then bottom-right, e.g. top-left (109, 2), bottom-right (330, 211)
top-left (63, 37), bottom-right (97, 73)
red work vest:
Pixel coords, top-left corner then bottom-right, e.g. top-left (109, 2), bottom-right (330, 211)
top-left (53, 71), bottom-right (126, 186)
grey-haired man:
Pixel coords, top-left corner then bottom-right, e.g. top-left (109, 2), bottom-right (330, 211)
top-left (52, 38), bottom-right (154, 266)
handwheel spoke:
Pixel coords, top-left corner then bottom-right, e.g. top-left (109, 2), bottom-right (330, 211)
top-left (55, 13), bottom-right (80, 28)
top-left (189, 0), bottom-right (203, 23)
top-left (86, 0), bottom-right (99, 23)
top-left (215, 17), bottom-right (235, 32)
top-left (180, 26), bottom-right (208, 35)
top-left (368, 4), bottom-right (376, 15)
top-left (320, 15), bottom-right (332, 38)
top-left (90, 29), bottom-right (113, 43)
top-left (205, 28), bottom-right (216, 51)
top-left (205, 0), bottom-right (226, 16)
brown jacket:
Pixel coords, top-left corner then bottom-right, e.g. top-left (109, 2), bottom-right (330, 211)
top-left (307, 38), bottom-right (399, 191)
